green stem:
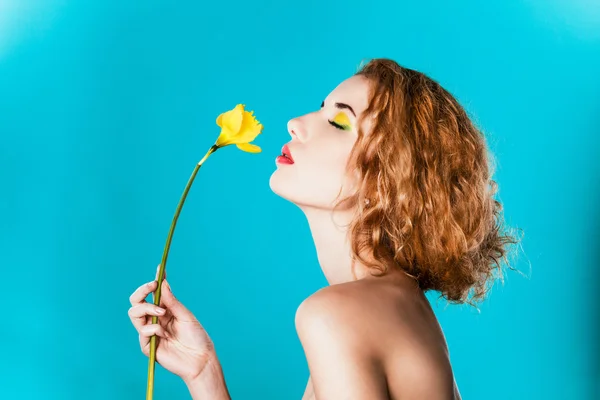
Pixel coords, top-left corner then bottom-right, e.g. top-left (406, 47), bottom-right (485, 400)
top-left (146, 144), bottom-right (219, 400)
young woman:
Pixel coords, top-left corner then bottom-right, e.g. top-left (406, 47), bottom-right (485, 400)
top-left (128, 58), bottom-right (519, 399)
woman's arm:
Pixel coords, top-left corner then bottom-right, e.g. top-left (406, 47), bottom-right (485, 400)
top-left (184, 356), bottom-right (231, 400)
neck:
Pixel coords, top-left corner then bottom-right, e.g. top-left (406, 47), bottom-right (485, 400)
top-left (299, 205), bottom-right (372, 285)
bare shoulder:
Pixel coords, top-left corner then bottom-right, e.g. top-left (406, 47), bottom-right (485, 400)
top-left (296, 279), bottom-right (461, 400)
top-left (295, 281), bottom-right (375, 335)
top-left (294, 282), bottom-right (390, 399)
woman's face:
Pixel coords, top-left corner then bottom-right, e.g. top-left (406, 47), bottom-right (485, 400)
top-left (269, 75), bottom-right (372, 210)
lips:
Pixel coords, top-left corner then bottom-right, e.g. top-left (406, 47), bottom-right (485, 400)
top-left (281, 144), bottom-right (294, 163)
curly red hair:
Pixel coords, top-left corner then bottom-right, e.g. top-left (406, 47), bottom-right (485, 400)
top-left (334, 58), bottom-right (523, 306)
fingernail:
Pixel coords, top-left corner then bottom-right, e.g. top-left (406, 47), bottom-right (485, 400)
top-left (156, 307), bottom-right (165, 314)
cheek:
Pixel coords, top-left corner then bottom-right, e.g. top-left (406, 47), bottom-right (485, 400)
top-left (269, 135), bottom-right (357, 206)
top-left (306, 139), bottom-right (351, 177)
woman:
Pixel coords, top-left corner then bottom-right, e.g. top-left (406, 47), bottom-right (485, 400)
top-left (128, 58), bottom-right (519, 399)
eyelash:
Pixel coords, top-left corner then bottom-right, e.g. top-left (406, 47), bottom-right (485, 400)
top-left (321, 102), bottom-right (351, 131)
top-left (328, 120), bottom-right (347, 130)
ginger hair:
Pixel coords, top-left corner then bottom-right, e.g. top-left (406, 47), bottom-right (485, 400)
top-left (334, 58), bottom-right (523, 306)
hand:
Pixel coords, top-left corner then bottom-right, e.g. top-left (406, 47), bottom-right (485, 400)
top-left (128, 264), bottom-right (217, 383)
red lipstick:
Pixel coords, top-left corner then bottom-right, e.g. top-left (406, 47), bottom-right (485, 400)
top-left (276, 144), bottom-right (294, 165)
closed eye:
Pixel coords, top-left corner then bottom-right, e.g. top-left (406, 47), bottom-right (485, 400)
top-left (322, 101), bottom-right (352, 131)
top-left (328, 120), bottom-right (346, 130)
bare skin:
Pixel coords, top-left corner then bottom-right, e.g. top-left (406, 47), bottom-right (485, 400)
top-left (129, 74), bottom-right (464, 399)
top-left (270, 75), bottom-right (462, 398)
top-left (297, 269), bottom-right (462, 399)
top-left (127, 264), bottom-right (230, 398)
top-left (128, 264), bottom-right (461, 399)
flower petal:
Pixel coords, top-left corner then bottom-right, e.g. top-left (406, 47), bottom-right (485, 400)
top-left (229, 110), bottom-right (262, 144)
top-left (215, 130), bottom-right (233, 147)
top-left (217, 104), bottom-right (244, 135)
top-left (214, 104), bottom-right (247, 147)
top-left (236, 143), bottom-right (262, 153)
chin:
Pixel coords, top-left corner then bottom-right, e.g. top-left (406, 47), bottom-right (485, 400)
top-left (269, 168), bottom-right (296, 203)
top-left (269, 169), bottom-right (316, 210)
top-left (269, 167), bottom-right (348, 210)
top-left (269, 176), bottom-right (332, 212)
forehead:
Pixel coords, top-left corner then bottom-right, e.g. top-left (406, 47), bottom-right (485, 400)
top-left (326, 75), bottom-right (371, 117)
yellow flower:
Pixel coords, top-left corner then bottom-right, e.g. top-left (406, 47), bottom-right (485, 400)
top-left (215, 104), bottom-right (263, 153)
top-left (146, 102), bottom-right (262, 400)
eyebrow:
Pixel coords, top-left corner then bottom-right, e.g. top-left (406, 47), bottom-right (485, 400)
top-left (321, 100), bottom-right (356, 117)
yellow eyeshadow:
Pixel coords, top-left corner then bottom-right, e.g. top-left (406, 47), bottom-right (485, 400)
top-left (332, 112), bottom-right (352, 130)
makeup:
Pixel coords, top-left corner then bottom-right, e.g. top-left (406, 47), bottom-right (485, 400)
top-left (331, 112), bottom-right (352, 131)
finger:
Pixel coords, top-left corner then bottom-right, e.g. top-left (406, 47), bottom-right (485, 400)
top-left (128, 303), bottom-right (166, 331)
top-left (139, 324), bottom-right (169, 354)
top-left (159, 279), bottom-right (196, 321)
top-left (129, 280), bottom-right (158, 306)
top-left (154, 264), bottom-right (167, 303)
top-left (155, 264), bottom-right (167, 281)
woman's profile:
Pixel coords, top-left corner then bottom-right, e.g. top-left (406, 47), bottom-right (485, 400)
top-left (128, 58), bottom-right (520, 399)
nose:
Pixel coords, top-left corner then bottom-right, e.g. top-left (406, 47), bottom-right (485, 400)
top-left (287, 117), bottom-right (306, 142)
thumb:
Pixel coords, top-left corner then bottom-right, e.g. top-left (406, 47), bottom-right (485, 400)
top-left (160, 279), bottom-right (195, 320)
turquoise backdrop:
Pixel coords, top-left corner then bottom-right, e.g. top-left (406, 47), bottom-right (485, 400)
top-left (1, 1), bottom-right (598, 399)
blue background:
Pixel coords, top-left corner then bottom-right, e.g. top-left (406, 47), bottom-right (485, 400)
top-left (1, 1), bottom-right (598, 399)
